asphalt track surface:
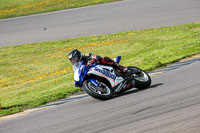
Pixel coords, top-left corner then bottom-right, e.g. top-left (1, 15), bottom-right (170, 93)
top-left (0, 0), bottom-right (200, 46)
top-left (0, 58), bottom-right (200, 133)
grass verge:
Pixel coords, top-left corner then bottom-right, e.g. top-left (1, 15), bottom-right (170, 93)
top-left (0, 0), bottom-right (119, 19)
top-left (0, 23), bottom-right (200, 117)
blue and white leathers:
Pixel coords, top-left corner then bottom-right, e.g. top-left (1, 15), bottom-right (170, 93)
top-left (73, 56), bottom-right (124, 88)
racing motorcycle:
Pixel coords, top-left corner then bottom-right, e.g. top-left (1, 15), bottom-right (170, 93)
top-left (73, 56), bottom-right (151, 100)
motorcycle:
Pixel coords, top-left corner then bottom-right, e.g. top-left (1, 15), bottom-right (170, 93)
top-left (73, 56), bottom-right (151, 100)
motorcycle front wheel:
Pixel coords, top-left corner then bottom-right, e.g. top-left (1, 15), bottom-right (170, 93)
top-left (82, 80), bottom-right (113, 100)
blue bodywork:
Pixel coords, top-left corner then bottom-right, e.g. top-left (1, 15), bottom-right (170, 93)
top-left (74, 56), bottom-right (121, 87)
top-left (74, 61), bottom-right (98, 87)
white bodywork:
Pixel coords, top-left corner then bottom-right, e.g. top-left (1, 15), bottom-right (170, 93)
top-left (74, 69), bottom-right (80, 81)
top-left (88, 65), bottom-right (124, 88)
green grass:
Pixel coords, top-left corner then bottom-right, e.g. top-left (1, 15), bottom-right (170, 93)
top-left (0, 0), bottom-right (119, 19)
top-left (0, 23), bottom-right (200, 117)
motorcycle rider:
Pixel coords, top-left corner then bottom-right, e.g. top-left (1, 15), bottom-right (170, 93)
top-left (68, 49), bottom-right (128, 73)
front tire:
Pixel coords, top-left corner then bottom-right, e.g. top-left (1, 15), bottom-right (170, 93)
top-left (82, 81), bottom-right (113, 100)
top-left (128, 67), bottom-right (151, 89)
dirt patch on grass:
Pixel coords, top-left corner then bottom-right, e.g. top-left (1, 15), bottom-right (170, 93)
top-left (180, 54), bottom-right (200, 62)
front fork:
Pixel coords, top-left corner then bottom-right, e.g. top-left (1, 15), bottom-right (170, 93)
top-left (87, 78), bottom-right (99, 87)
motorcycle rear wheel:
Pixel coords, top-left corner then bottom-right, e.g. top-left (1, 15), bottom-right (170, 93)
top-left (128, 67), bottom-right (151, 89)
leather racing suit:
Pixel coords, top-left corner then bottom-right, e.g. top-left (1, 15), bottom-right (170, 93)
top-left (81, 53), bottom-right (127, 72)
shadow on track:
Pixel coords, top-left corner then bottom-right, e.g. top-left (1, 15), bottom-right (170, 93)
top-left (113, 83), bottom-right (164, 99)
top-left (149, 83), bottom-right (164, 89)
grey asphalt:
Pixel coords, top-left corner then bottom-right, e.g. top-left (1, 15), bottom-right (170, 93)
top-left (0, 0), bottom-right (200, 46)
top-left (0, 58), bottom-right (200, 133)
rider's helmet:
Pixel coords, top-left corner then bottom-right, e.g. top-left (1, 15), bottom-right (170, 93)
top-left (68, 49), bottom-right (82, 64)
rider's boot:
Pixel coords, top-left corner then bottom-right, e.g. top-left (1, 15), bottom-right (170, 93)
top-left (114, 63), bottom-right (128, 73)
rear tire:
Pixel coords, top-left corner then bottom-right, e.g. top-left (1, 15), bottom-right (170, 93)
top-left (82, 81), bottom-right (113, 100)
top-left (128, 67), bottom-right (151, 89)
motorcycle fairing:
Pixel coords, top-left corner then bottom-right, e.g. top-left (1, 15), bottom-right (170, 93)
top-left (74, 56), bottom-right (124, 88)
top-left (88, 65), bottom-right (124, 88)
top-left (74, 61), bottom-right (98, 87)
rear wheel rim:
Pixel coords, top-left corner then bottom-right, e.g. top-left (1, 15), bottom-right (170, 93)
top-left (134, 71), bottom-right (149, 82)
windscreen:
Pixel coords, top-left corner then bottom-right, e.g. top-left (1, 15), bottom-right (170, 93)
top-left (72, 62), bottom-right (81, 72)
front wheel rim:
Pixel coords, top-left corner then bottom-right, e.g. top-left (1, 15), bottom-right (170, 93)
top-left (88, 82), bottom-right (111, 96)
